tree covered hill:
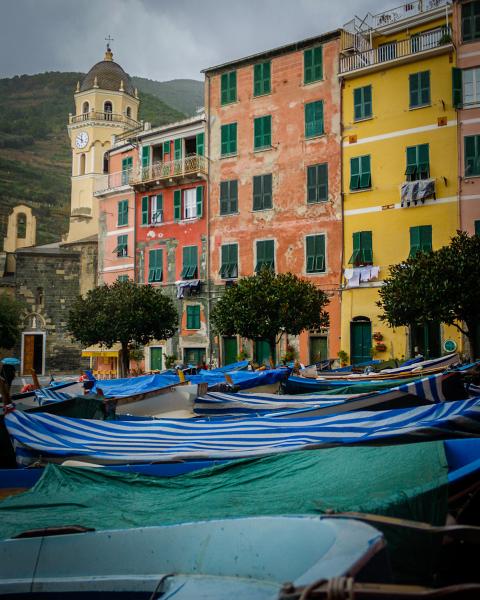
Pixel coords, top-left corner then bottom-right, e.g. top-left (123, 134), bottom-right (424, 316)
top-left (132, 77), bottom-right (204, 117)
top-left (0, 72), bottom-right (193, 245)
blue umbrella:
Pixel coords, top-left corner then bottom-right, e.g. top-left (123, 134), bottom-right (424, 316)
top-left (1, 358), bottom-right (21, 366)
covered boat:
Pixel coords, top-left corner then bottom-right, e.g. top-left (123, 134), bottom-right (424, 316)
top-left (0, 516), bottom-right (389, 598)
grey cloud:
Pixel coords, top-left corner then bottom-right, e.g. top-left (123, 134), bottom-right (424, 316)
top-left (0, 0), bottom-right (390, 81)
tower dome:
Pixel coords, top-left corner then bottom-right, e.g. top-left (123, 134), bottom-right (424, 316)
top-left (80, 45), bottom-right (135, 97)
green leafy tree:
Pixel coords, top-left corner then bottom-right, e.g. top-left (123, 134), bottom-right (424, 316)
top-left (378, 231), bottom-right (480, 358)
top-left (0, 293), bottom-right (23, 350)
top-left (211, 269), bottom-right (330, 361)
top-left (68, 280), bottom-right (178, 376)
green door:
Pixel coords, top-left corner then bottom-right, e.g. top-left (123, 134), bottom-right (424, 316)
top-left (410, 322), bottom-right (441, 358)
top-left (255, 339), bottom-right (275, 366)
top-left (350, 320), bottom-right (372, 365)
top-left (150, 347), bottom-right (162, 371)
top-left (184, 347), bottom-right (205, 367)
top-left (309, 336), bottom-right (328, 364)
top-left (223, 337), bottom-right (238, 366)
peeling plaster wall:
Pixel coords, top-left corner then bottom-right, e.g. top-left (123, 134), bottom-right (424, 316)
top-left (207, 38), bottom-right (342, 364)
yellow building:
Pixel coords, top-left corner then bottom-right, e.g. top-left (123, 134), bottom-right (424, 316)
top-left (339, 1), bottom-right (461, 363)
top-left (66, 44), bottom-right (140, 243)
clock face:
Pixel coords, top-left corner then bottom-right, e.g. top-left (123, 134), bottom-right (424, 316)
top-left (75, 131), bottom-right (89, 149)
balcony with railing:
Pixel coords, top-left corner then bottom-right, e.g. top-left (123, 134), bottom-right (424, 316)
top-left (340, 25), bottom-right (452, 75)
top-left (93, 170), bottom-right (132, 196)
top-left (131, 154), bottom-right (208, 187)
top-left (69, 111), bottom-right (139, 128)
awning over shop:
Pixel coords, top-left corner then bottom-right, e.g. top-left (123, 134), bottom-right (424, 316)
top-left (81, 343), bottom-right (122, 358)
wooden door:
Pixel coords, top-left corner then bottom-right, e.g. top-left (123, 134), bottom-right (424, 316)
top-left (255, 339), bottom-right (274, 366)
top-left (23, 335), bottom-right (35, 375)
top-left (223, 337), bottom-right (238, 366)
top-left (150, 347), bottom-right (162, 371)
top-left (350, 320), bottom-right (372, 365)
top-left (309, 336), bottom-right (328, 365)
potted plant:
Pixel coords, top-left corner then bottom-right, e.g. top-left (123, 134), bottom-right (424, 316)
top-left (375, 342), bottom-right (387, 352)
top-left (164, 354), bottom-right (177, 369)
top-left (372, 331), bottom-right (383, 341)
top-left (281, 344), bottom-right (297, 364)
top-left (337, 350), bottom-right (349, 367)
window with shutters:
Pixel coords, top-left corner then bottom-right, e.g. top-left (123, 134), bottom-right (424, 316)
top-left (307, 163), bottom-right (328, 203)
top-left (148, 249), bottom-right (163, 283)
top-left (462, 1), bottom-right (480, 42)
top-left (465, 135), bottom-right (480, 176)
top-left (405, 144), bottom-right (429, 181)
top-left (221, 123), bottom-right (237, 157)
top-left (221, 70), bottom-right (237, 105)
top-left (475, 220), bottom-right (480, 235)
top-left (173, 187), bottom-right (203, 221)
top-left (453, 67), bottom-right (463, 108)
top-left (463, 68), bottom-right (480, 106)
top-left (184, 188), bottom-right (197, 219)
top-left (353, 86), bottom-right (372, 121)
top-left (305, 234), bottom-right (326, 274)
top-left (116, 235), bottom-right (128, 258)
top-left (181, 246), bottom-right (198, 279)
top-left (254, 61), bottom-right (271, 96)
top-left (163, 140), bottom-right (171, 155)
top-left (141, 146), bottom-right (150, 169)
top-left (121, 157), bottom-right (132, 185)
top-left (409, 226), bottom-right (432, 258)
top-left (304, 46), bottom-right (323, 84)
top-left (220, 180), bottom-right (238, 215)
top-left (220, 243), bottom-right (238, 279)
top-left (117, 200), bottom-right (128, 227)
top-left (255, 240), bottom-right (275, 272)
top-left (186, 305), bottom-right (201, 330)
top-left (348, 231), bottom-right (373, 266)
top-left (253, 174), bottom-right (273, 211)
top-left (350, 156), bottom-right (371, 191)
top-left (409, 71), bottom-right (430, 109)
top-left (305, 100), bottom-right (324, 138)
top-left (254, 115), bottom-right (272, 150)
top-left (117, 275), bottom-right (129, 282)
top-left (141, 195), bottom-right (163, 226)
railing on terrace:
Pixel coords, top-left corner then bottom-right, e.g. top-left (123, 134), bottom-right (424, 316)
top-left (69, 111), bottom-right (139, 128)
top-left (94, 170), bottom-right (132, 194)
top-left (340, 26), bottom-right (451, 74)
top-left (131, 154), bottom-right (207, 185)
top-left (342, 0), bottom-right (449, 36)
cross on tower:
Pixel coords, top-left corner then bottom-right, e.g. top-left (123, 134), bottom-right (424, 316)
top-left (105, 35), bottom-right (114, 50)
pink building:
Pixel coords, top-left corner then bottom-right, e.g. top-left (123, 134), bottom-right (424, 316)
top-left (453, 0), bottom-right (480, 235)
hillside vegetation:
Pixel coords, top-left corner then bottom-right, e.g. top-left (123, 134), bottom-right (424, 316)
top-left (132, 77), bottom-right (204, 117)
top-left (0, 72), bottom-right (187, 245)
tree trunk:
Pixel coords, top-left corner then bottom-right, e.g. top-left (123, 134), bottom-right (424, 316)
top-left (465, 320), bottom-right (479, 361)
top-left (119, 342), bottom-right (130, 378)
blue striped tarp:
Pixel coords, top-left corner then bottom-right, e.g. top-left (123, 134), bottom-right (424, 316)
top-left (194, 372), bottom-right (453, 417)
top-left (34, 388), bottom-right (73, 405)
top-left (5, 398), bottom-right (480, 466)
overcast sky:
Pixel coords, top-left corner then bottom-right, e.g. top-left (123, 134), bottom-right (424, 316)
top-left (1, 0), bottom-right (390, 82)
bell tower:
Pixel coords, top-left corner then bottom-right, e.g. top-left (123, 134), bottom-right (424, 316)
top-left (66, 43), bottom-right (140, 243)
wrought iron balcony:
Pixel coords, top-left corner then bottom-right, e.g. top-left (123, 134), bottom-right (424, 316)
top-left (340, 25), bottom-right (452, 75)
top-left (69, 111), bottom-right (139, 128)
top-left (131, 154), bottom-right (208, 187)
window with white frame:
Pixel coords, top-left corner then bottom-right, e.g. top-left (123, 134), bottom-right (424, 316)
top-left (463, 68), bottom-right (480, 106)
top-left (183, 188), bottom-right (197, 220)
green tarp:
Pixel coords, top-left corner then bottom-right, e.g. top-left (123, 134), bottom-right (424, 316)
top-left (0, 442), bottom-right (449, 581)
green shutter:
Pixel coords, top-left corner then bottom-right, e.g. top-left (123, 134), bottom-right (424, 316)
top-left (163, 140), bottom-right (170, 155)
top-left (254, 116), bottom-right (272, 150)
top-left (350, 157), bottom-right (360, 190)
top-left (229, 71), bottom-right (237, 102)
top-left (196, 133), bottom-right (204, 156)
top-left (263, 61), bottom-right (271, 94)
top-left (475, 220), bottom-right (480, 235)
top-left (255, 240), bottom-right (274, 272)
top-left (410, 72), bottom-right (430, 108)
top-left (254, 64), bottom-right (262, 97)
top-left (221, 73), bottom-right (229, 105)
top-left (221, 125), bottom-right (228, 156)
top-left (117, 200), bottom-right (128, 226)
top-left (360, 231), bottom-right (373, 263)
top-left (406, 146), bottom-right (418, 179)
top-left (348, 232), bottom-right (361, 265)
top-left (221, 71), bottom-right (236, 104)
top-left (230, 123), bottom-right (237, 154)
top-left (418, 144), bottom-right (429, 178)
top-left (142, 196), bottom-right (149, 225)
top-left (230, 180), bottom-right (238, 213)
top-left (304, 46), bottom-right (322, 84)
top-left (220, 244), bottom-right (238, 278)
top-left (359, 155), bottom-right (371, 189)
top-left (141, 146), bottom-right (150, 168)
top-left (196, 186), bottom-right (203, 218)
top-left (174, 190), bottom-right (181, 221)
top-left (182, 246), bottom-right (198, 279)
top-left (254, 117), bottom-right (262, 150)
top-left (148, 249), bottom-right (163, 282)
top-left (466, 135), bottom-right (480, 176)
top-left (220, 181), bottom-right (228, 215)
top-left (409, 226), bottom-right (421, 258)
top-left (304, 49), bottom-right (313, 84)
top-left (221, 180), bottom-right (238, 215)
top-left (305, 101), bottom-right (323, 138)
top-left (353, 88), bottom-right (362, 121)
top-left (186, 305), bottom-right (201, 329)
top-left (363, 85), bottom-right (372, 118)
top-left (221, 123), bottom-right (237, 156)
top-left (313, 46), bottom-right (323, 81)
top-left (409, 73), bottom-right (419, 108)
top-left (253, 175), bottom-right (262, 210)
top-left (462, 1), bottom-right (480, 42)
top-left (452, 68), bottom-right (463, 108)
top-left (174, 139), bottom-right (182, 160)
top-left (420, 71), bottom-right (430, 105)
top-left (420, 225), bottom-right (432, 252)
top-left (306, 234), bottom-right (325, 273)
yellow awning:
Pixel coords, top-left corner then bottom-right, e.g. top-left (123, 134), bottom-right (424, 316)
top-left (82, 343), bottom-right (122, 358)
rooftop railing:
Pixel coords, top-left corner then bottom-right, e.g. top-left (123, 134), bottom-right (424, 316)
top-left (340, 25), bottom-right (451, 75)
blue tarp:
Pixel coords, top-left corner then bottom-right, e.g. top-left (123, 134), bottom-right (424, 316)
top-left (189, 367), bottom-right (289, 390)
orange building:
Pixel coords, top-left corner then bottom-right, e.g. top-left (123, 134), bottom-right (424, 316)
top-left (203, 32), bottom-right (342, 366)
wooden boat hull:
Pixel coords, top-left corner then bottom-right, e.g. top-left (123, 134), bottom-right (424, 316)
top-left (113, 383), bottom-right (198, 418)
top-left (0, 516), bottom-right (389, 597)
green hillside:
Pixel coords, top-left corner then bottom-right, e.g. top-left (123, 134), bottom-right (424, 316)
top-left (0, 72), bottom-right (185, 245)
top-left (132, 77), bottom-right (204, 116)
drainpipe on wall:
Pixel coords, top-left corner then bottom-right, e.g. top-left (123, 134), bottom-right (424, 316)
top-left (339, 73), bottom-right (345, 355)
top-left (206, 74), bottom-right (213, 365)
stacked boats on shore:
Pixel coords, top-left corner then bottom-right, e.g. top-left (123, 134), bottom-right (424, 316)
top-left (1, 353), bottom-right (480, 597)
